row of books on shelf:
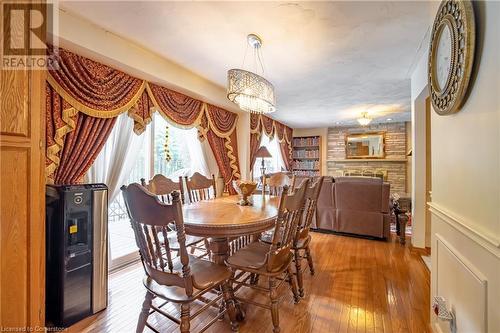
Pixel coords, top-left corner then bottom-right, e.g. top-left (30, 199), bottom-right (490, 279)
top-left (293, 137), bottom-right (320, 147)
top-left (293, 170), bottom-right (320, 177)
top-left (292, 160), bottom-right (320, 170)
top-left (292, 149), bottom-right (320, 159)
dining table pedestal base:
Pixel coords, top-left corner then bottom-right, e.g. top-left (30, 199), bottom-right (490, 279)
top-left (182, 195), bottom-right (280, 324)
top-left (208, 237), bottom-right (246, 321)
top-left (209, 237), bottom-right (230, 265)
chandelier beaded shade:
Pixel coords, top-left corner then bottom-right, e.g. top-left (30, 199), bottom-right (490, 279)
top-left (357, 112), bottom-right (372, 126)
top-left (227, 34), bottom-right (276, 114)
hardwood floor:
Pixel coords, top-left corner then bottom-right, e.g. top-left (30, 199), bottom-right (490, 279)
top-left (68, 232), bottom-right (430, 333)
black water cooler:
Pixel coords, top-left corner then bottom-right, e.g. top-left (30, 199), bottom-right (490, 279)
top-left (46, 184), bottom-right (108, 327)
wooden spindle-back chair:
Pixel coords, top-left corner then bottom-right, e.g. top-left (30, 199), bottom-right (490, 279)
top-left (264, 172), bottom-right (296, 196)
top-left (292, 176), bottom-right (324, 297)
top-left (184, 172), bottom-right (216, 203)
top-left (362, 169), bottom-right (375, 178)
top-left (141, 174), bottom-right (185, 204)
top-left (293, 176), bottom-right (311, 190)
top-left (120, 184), bottom-right (238, 333)
top-left (141, 175), bottom-right (209, 258)
top-left (225, 180), bottom-right (309, 333)
top-left (344, 169), bottom-right (362, 177)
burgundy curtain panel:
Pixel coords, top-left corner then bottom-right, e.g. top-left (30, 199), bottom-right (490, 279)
top-left (276, 122), bottom-right (293, 171)
top-left (249, 114), bottom-right (262, 169)
top-left (45, 46), bottom-right (241, 188)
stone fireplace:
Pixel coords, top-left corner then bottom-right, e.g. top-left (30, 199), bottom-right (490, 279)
top-left (327, 122), bottom-right (409, 194)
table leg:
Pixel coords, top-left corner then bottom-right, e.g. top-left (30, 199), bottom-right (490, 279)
top-left (395, 213), bottom-right (401, 236)
top-left (208, 237), bottom-right (246, 321)
top-left (208, 237), bottom-right (230, 265)
top-left (398, 214), bottom-right (408, 245)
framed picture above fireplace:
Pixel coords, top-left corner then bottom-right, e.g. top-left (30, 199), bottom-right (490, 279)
top-left (345, 132), bottom-right (386, 159)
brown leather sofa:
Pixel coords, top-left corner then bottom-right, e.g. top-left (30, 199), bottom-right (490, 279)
top-left (313, 176), bottom-right (391, 239)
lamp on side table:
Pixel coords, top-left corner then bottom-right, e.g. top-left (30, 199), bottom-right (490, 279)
top-left (255, 146), bottom-right (272, 177)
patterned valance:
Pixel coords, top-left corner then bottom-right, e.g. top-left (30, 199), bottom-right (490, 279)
top-left (249, 114), bottom-right (293, 171)
top-left (46, 46), bottom-right (240, 189)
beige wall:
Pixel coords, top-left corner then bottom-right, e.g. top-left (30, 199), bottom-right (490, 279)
top-left (412, 2), bottom-right (500, 332)
top-left (237, 113), bottom-right (251, 181)
top-left (292, 128), bottom-right (328, 175)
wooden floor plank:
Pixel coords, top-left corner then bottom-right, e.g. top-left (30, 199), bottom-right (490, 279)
top-left (66, 232), bottom-right (429, 333)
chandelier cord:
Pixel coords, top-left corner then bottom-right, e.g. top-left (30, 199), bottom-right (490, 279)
top-left (241, 41), bottom-right (266, 75)
top-left (241, 42), bottom-right (249, 69)
top-left (253, 47), bottom-right (257, 73)
top-left (257, 46), bottom-right (266, 74)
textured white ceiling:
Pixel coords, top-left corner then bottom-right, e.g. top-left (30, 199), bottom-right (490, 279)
top-left (60, 1), bottom-right (430, 128)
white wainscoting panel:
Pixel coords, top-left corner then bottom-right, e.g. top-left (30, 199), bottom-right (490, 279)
top-left (435, 234), bottom-right (488, 333)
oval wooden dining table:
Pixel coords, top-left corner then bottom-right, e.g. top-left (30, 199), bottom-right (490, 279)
top-left (182, 194), bottom-right (280, 264)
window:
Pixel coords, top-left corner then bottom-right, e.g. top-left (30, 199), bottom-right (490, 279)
top-left (107, 126), bottom-right (150, 261)
top-left (154, 113), bottom-right (214, 178)
top-left (107, 113), bottom-right (212, 262)
top-left (154, 115), bottom-right (194, 178)
top-left (252, 134), bottom-right (285, 179)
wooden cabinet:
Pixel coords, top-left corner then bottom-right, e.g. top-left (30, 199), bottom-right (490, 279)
top-left (0, 2), bottom-right (46, 329)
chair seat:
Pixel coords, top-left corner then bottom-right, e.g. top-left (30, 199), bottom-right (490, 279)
top-left (226, 242), bottom-right (292, 275)
top-left (260, 230), bottom-right (311, 249)
top-left (159, 231), bottom-right (205, 250)
top-left (226, 242), bottom-right (269, 269)
top-left (259, 229), bottom-right (274, 244)
top-left (144, 256), bottom-right (232, 302)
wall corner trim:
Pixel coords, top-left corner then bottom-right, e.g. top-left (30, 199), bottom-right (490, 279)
top-left (429, 202), bottom-right (500, 257)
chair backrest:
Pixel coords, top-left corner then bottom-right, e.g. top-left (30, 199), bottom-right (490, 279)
top-left (362, 169), bottom-right (375, 177)
top-left (374, 169), bottom-right (388, 181)
top-left (121, 183), bottom-right (194, 296)
top-left (293, 176), bottom-right (310, 190)
top-left (184, 172), bottom-right (216, 203)
top-left (266, 179), bottom-right (309, 272)
top-left (343, 169), bottom-right (362, 177)
top-left (141, 174), bottom-right (184, 204)
top-left (264, 172), bottom-right (296, 196)
top-left (295, 177), bottom-right (324, 244)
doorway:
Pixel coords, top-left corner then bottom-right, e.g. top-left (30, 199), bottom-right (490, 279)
top-left (412, 86), bottom-right (432, 262)
top-left (425, 97), bottom-right (432, 251)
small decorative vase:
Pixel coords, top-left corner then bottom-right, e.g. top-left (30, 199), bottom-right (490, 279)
top-left (232, 180), bottom-right (257, 206)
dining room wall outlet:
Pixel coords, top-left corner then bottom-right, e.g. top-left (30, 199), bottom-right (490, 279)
top-left (432, 296), bottom-right (457, 333)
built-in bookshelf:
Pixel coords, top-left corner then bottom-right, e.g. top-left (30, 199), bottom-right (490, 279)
top-left (292, 136), bottom-right (321, 177)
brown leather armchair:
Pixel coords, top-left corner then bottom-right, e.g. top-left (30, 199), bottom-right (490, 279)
top-left (314, 176), bottom-right (391, 239)
top-left (313, 177), bottom-right (336, 230)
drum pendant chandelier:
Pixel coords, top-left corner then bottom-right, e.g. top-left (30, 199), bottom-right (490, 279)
top-left (227, 34), bottom-right (276, 114)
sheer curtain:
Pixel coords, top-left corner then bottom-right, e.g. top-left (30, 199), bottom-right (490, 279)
top-left (156, 122), bottom-right (220, 197)
top-left (86, 113), bottom-right (146, 203)
top-left (167, 127), bottom-right (215, 178)
top-left (200, 137), bottom-right (219, 177)
top-left (253, 134), bottom-right (285, 178)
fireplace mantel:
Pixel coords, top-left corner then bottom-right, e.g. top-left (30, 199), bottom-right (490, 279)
top-left (328, 158), bottom-right (408, 163)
